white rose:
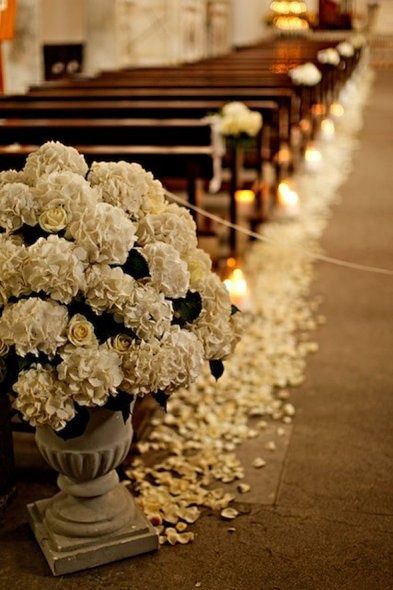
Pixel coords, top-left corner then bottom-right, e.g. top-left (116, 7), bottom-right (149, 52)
top-left (23, 141), bottom-right (88, 186)
top-left (141, 242), bottom-right (190, 299)
top-left (39, 206), bottom-right (69, 233)
top-left (67, 314), bottom-right (97, 347)
top-left (107, 333), bottom-right (134, 354)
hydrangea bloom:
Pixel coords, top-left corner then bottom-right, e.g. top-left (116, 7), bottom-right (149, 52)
top-left (0, 142), bottom-right (241, 434)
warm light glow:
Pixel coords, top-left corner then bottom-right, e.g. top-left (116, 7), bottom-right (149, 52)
top-left (226, 257), bottom-right (237, 269)
top-left (277, 181), bottom-right (300, 217)
top-left (224, 267), bottom-right (251, 310)
top-left (299, 118), bottom-right (312, 134)
top-left (330, 102), bottom-right (345, 118)
top-left (305, 145), bottom-right (322, 164)
top-left (276, 144), bottom-right (292, 164)
top-left (312, 103), bottom-right (326, 117)
top-left (320, 118), bottom-right (335, 140)
top-left (235, 189), bottom-right (255, 204)
top-left (273, 15), bottom-right (309, 30)
top-left (270, 1), bottom-right (307, 15)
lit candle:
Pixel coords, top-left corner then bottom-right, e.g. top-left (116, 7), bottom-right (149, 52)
top-left (277, 181), bottom-right (300, 218)
top-left (224, 267), bottom-right (252, 311)
top-left (235, 189), bottom-right (255, 217)
top-left (320, 118), bottom-right (335, 142)
top-left (299, 118), bottom-right (312, 135)
top-left (330, 102), bottom-right (344, 121)
top-left (304, 144), bottom-right (322, 173)
top-left (312, 103), bottom-right (326, 117)
top-left (276, 144), bottom-right (292, 165)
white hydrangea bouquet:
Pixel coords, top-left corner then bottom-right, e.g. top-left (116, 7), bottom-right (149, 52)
top-left (215, 101), bottom-right (263, 143)
top-left (317, 48), bottom-right (340, 67)
top-left (289, 63), bottom-right (322, 86)
top-left (0, 142), bottom-right (241, 440)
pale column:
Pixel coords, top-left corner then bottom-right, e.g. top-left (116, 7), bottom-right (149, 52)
top-left (84, 0), bottom-right (119, 76)
top-left (231, 0), bottom-right (271, 47)
top-left (2, 0), bottom-right (43, 95)
top-left (207, 0), bottom-right (232, 57)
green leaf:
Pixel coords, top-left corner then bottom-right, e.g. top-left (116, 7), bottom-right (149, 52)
top-left (55, 405), bottom-right (90, 440)
top-left (105, 391), bottom-right (134, 423)
top-left (231, 304), bottom-right (240, 315)
top-left (209, 359), bottom-right (225, 381)
top-left (153, 390), bottom-right (169, 412)
top-left (173, 291), bottom-right (202, 324)
top-left (123, 249), bottom-right (150, 280)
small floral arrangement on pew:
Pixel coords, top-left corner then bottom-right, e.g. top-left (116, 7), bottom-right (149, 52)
top-left (350, 35), bottom-right (366, 50)
top-left (336, 41), bottom-right (354, 58)
top-left (216, 102), bottom-right (263, 142)
top-left (0, 142), bottom-right (242, 439)
top-left (289, 63), bottom-right (322, 86)
top-left (317, 48), bottom-right (340, 67)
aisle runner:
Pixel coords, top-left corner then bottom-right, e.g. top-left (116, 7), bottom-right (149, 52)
top-left (125, 70), bottom-right (373, 546)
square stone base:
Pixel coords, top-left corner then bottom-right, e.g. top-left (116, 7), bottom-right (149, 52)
top-left (27, 497), bottom-right (158, 576)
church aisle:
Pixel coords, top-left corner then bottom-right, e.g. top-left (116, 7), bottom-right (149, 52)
top-left (1, 71), bottom-right (393, 590)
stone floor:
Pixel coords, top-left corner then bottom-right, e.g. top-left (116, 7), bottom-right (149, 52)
top-left (1, 71), bottom-right (393, 590)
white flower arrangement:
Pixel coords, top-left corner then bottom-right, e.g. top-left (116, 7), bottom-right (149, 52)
top-left (317, 48), bottom-right (340, 66)
top-left (336, 41), bottom-right (355, 58)
top-left (0, 142), bottom-right (241, 437)
top-left (289, 63), bottom-right (322, 86)
top-left (216, 102), bottom-right (263, 139)
top-left (350, 35), bottom-right (366, 50)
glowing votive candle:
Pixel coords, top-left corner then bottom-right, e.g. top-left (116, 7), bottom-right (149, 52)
top-left (330, 102), bottom-right (344, 120)
top-left (276, 144), bottom-right (292, 165)
top-left (304, 145), bottom-right (322, 173)
top-left (235, 189), bottom-right (255, 217)
top-left (224, 267), bottom-right (252, 311)
top-left (277, 181), bottom-right (300, 218)
top-left (235, 189), bottom-right (255, 204)
top-left (320, 118), bottom-right (335, 142)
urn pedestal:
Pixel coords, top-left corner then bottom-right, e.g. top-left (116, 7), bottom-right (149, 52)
top-left (27, 408), bottom-right (158, 576)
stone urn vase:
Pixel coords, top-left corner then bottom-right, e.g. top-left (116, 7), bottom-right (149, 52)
top-left (27, 407), bottom-right (158, 576)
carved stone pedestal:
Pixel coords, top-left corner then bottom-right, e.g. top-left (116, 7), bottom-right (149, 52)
top-left (28, 490), bottom-right (157, 576)
top-left (28, 407), bottom-right (158, 575)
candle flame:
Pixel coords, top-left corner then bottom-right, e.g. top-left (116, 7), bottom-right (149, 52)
top-left (224, 268), bottom-right (249, 299)
top-left (305, 145), bottom-right (322, 163)
top-left (330, 103), bottom-right (344, 118)
top-left (321, 118), bottom-right (335, 137)
top-left (235, 189), bottom-right (255, 204)
top-left (278, 181), bottom-right (299, 207)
